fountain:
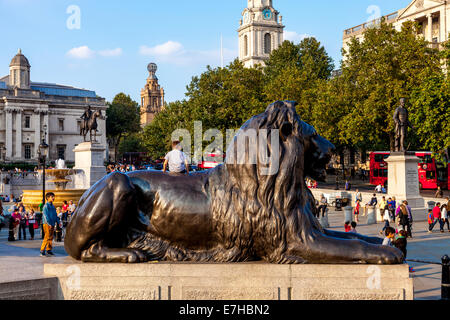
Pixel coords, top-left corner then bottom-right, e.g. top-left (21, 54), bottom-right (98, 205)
top-left (21, 159), bottom-right (86, 212)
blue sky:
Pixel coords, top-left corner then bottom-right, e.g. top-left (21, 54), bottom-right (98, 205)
top-left (0, 0), bottom-right (411, 104)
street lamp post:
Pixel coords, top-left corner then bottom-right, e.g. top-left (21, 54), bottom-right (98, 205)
top-left (39, 125), bottom-right (49, 209)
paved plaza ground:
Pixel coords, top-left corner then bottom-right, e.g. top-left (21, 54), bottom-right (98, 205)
top-left (1, 200), bottom-right (449, 300)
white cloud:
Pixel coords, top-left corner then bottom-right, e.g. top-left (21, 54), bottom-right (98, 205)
top-left (98, 48), bottom-right (123, 57)
top-left (284, 31), bottom-right (309, 43)
top-left (140, 41), bottom-right (184, 56)
top-left (139, 41), bottom-right (237, 67)
top-left (66, 46), bottom-right (95, 59)
top-left (66, 46), bottom-right (123, 59)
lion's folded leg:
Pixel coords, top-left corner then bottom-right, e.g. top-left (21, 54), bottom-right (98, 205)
top-left (323, 229), bottom-right (383, 245)
top-left (81, 240), bottom-right (148, 263)
top-left (293, 232), bottom-right (404, 264)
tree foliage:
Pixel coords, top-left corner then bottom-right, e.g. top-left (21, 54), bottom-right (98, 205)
top-left (106, 93), bottom-right (141, 161)
top-left (142, 60), bottom-right (267, 158)
top-left (339, 20), bottom-right (442, 151)
top-left (140, 28), bottom-right (448, 160)
top-left (410, 74), bottom-right (450, 158)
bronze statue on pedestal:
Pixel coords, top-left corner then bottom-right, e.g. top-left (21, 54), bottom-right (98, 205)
top-left (79, 105), bottom-right (102, 143)
top-left (393, 98), bottom-right (414, 152)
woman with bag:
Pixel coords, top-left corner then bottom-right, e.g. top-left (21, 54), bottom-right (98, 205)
top-left (27, 209), bottom-right (37, 240)
top-left (18, 204), bottom-right (27, 240)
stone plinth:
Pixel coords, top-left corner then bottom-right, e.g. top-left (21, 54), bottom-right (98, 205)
top-left (344, 206), bottom-right (353, 223)
top-left (385, 153), bottom-right (426, 221)
top-left (385, 153), bottom-right (425, 208)
top-left (0, 278), bottom-right (60, 300)
top-left (44, 263), bottom-right (413, 300)
top-left (73, 142), bottom-right (106, 189)
top-left (367, 207), bottom-right (377, 225)
top-left (319, 209), bottom-right (330, 228)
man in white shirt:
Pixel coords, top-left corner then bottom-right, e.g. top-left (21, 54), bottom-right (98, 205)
top-left (375, 184), bottom-right (382, 193)
top-left (163, 141), bottom-right (190, 174)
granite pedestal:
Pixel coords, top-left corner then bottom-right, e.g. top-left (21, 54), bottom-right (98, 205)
top-left (385, 153), bottom-right (427, 222)
top-left (73, 142), bottom-right (107, 189)
top-left (43, 263), bottom-right (414, 300)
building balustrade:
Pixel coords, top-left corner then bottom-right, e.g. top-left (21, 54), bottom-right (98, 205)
top-left (344, 12), bottom-right (399, 39)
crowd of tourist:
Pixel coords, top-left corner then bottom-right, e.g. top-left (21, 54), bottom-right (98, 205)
top-left (0, 194), bottom-right (77, 246)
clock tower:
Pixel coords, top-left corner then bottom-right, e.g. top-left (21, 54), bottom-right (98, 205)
top-left (238, 0), bottom-right (284, 68)
top-left (140, 63), bottom-right (165, 128)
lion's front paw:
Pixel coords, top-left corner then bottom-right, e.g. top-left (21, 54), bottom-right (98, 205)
top-left (123, 249), bottom-right (149, 263)
top-left (81, 246), bottom-right (149, 263)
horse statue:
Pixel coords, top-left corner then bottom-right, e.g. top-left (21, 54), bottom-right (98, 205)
top-left (80, 109), bottom-right (102, 143)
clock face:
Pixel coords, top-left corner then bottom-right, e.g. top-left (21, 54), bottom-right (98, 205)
top-left (263, 9), bottom-right (272, 20)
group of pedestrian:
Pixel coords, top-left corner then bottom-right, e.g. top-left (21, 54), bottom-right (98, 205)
top-left (8, 204), bottom-right (38, 241)
top-left (39, 194), bottom-right (76, 256)
top-left (377, 196), bottom-right (413, 238)
top-left (351, 192), bottom-right (413, 238)
top-left (5, 198), bottom-right (76, 245)
top-left (428, 198), bottom-right (449, 233)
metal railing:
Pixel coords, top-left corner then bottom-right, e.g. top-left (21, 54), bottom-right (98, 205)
top-left (407, 255), bottom-right (450, 300)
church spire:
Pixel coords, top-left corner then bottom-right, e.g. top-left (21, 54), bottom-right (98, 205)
top-left (238, 0), bottom-right (284, 68)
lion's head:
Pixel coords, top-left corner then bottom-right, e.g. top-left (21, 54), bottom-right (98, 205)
top-left (225, 100), bottom-right (334, 184)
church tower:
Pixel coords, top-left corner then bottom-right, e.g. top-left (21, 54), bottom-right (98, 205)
top-left (140, 63), bottom-right (165, 128)
top-left (238, 0), bottom-right (284, 68)
top-left (9, 49), bottom-right (31, 89)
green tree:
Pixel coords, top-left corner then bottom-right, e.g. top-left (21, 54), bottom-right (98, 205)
top-left (410, 74), bottom-right (450, 158)
top-left (141, 100), bottom-right (190, 159)
top-left (106, 93), bottom-right (141, 162)
top-left (185, 59), bottom-right (267, 130)
top-left (118, 134), bottom-right (143, 155)
top-left (340, 20), bottom-right (442, 151)
top-left (142, 60), bottom-right (267, 159)
top-left (263, 38), bottom-right (334, 123)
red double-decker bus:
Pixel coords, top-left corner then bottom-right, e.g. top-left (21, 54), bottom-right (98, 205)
top-left (369, 151), bottom-right (449, 190)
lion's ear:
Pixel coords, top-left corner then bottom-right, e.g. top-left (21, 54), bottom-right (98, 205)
top-left (280, 122), bottom-right (293, 141)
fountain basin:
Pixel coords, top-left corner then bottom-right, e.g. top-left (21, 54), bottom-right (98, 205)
top-left (21, 189), bottom-right (86, 212)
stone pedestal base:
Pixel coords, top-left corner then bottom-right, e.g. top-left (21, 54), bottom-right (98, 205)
top-left (73, 142), bottom-right (107, 189)
top-left (319, 209), bottom-right (330, 228)
top-left (344, 206), bottom-right (353, 223)
top-left (367, 207), bottom-right (377, 225)
top-left (386, 152), bottom-right (426, 220)
top-left (44, 263), bottom-right (413, 300)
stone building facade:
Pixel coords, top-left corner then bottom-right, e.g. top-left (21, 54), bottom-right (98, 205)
top-left (238, 0), bottom-right (285, 68)
top-left (343, 0), bottom-right (449, 56)
top-left (0, 50), bottom-right (107, 164)
top-left (140, 63), bottom-right (164, 128)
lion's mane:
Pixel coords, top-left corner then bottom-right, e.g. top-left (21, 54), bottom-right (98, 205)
top-left (129, 101), bottom-right (322, 263)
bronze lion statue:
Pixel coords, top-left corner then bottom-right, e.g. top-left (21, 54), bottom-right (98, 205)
top-left (65, 101), bottom-right (403, 264)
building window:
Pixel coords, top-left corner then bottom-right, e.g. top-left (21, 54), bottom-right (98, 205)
top-left (264, 33), bottom-right (271, 54)
top-left (24, 145), bottom-right (32, 160)
top-left (244, 35), bottom-right (248, 56)
top-left (25, 116), bottom-right (31, 129)
top-left (57, 145), bottom-right (66, 160)
top-left (59, 119), bottom-right (64, 132)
